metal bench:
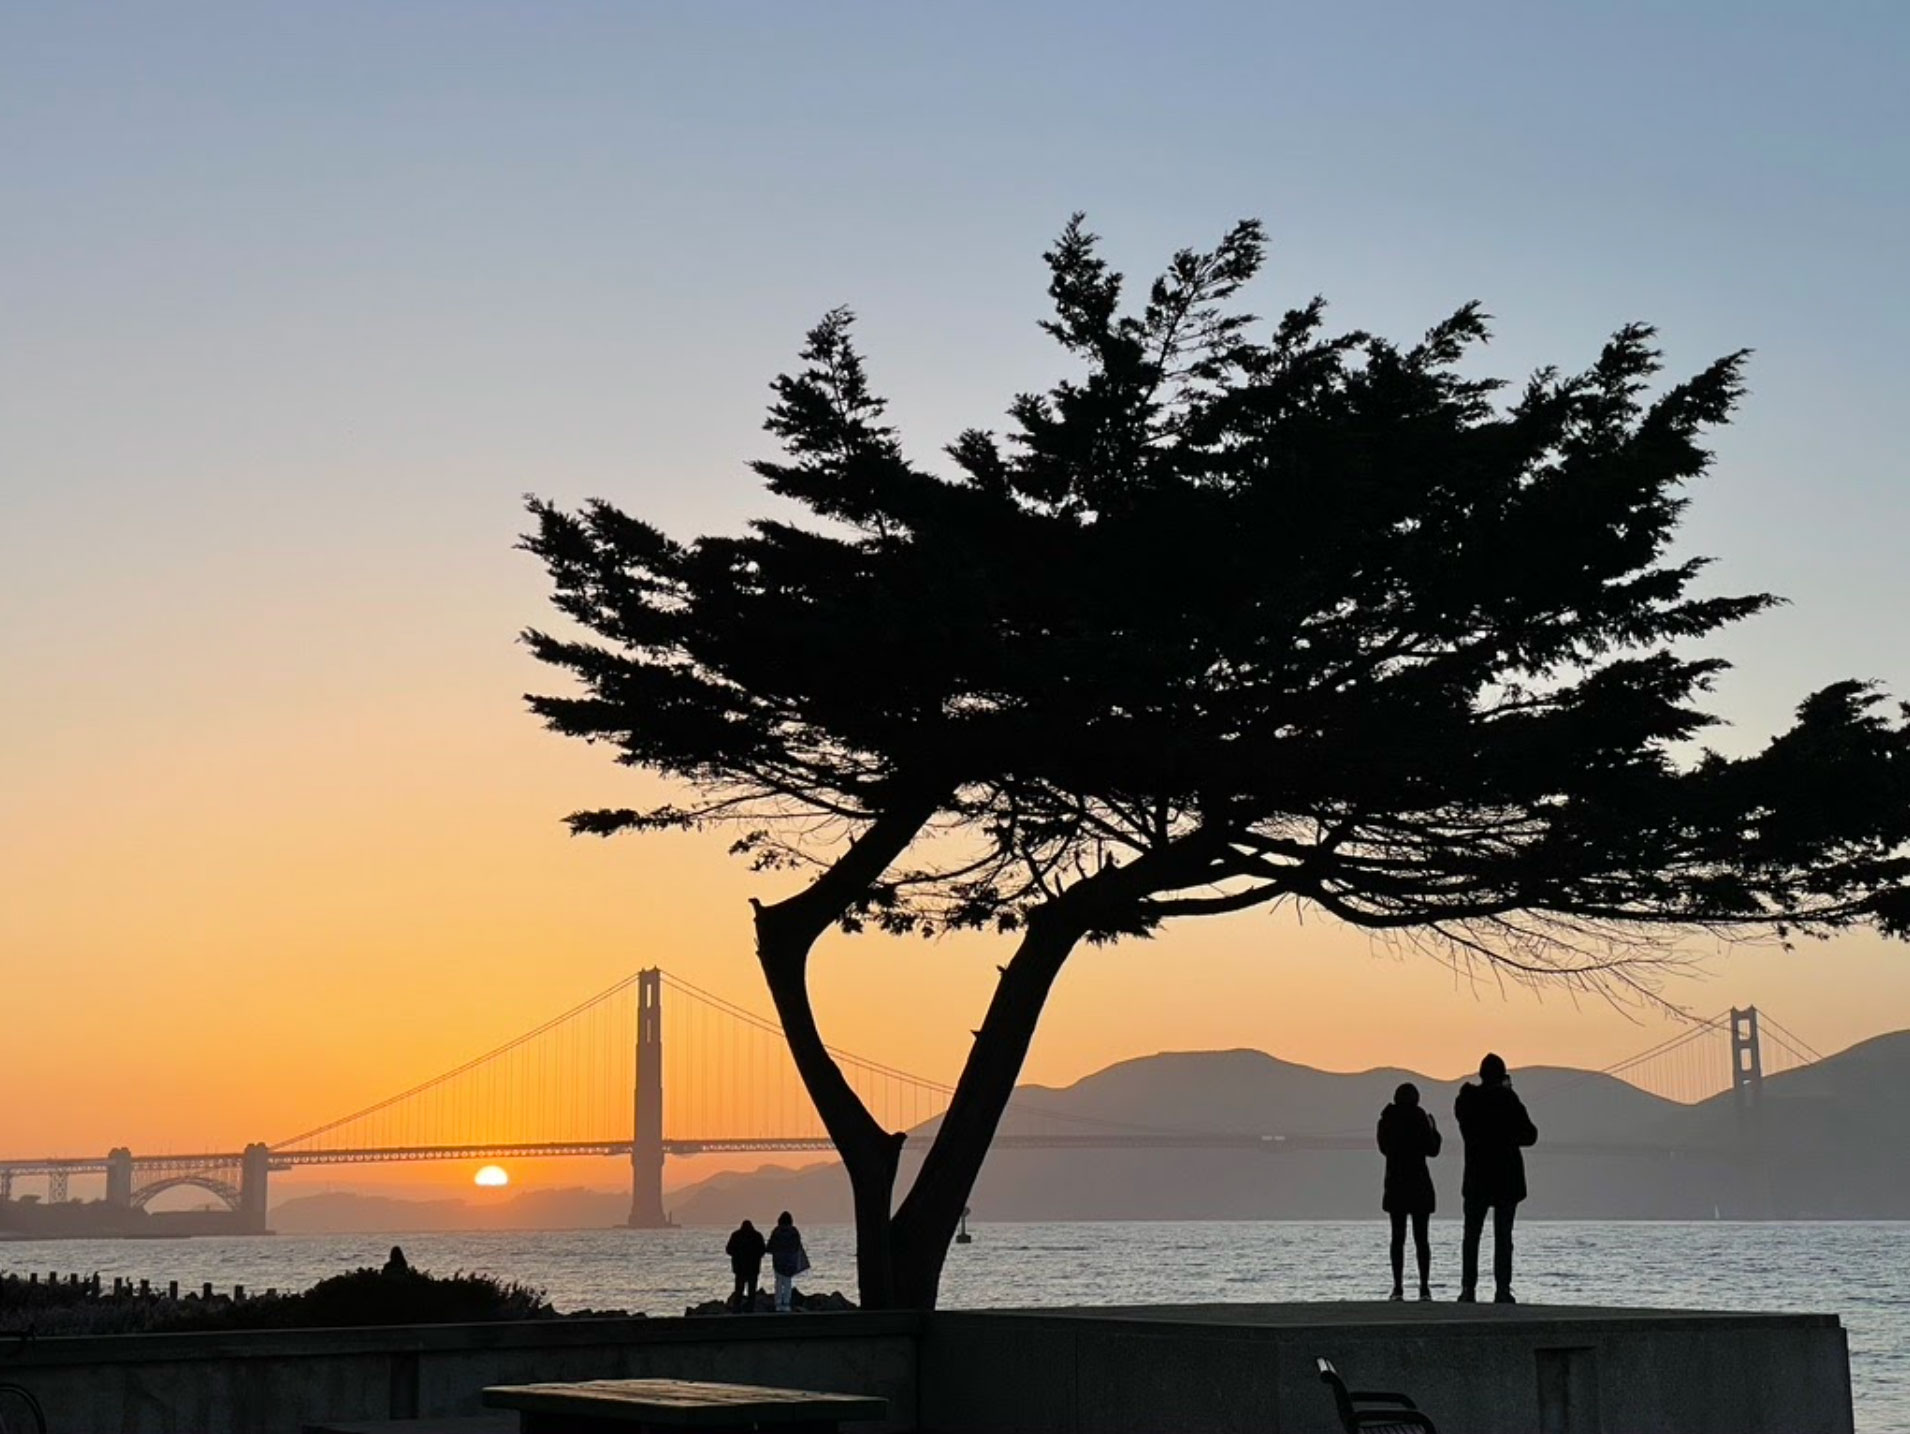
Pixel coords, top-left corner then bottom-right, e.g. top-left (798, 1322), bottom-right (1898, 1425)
top-left (482, 1378), bottom-right (887, 1434)
top-left (1317, 1358), bottom-right (1439, 1433)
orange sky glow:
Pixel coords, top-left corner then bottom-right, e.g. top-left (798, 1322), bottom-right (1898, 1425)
top-left (5, 604), bottom-right (1907, 1202)
top-left (5, 4), bottom-right (1908, 1206)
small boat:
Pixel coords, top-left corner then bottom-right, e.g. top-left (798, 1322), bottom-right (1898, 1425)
top-left (955, 1207), bottom-right (973, 1245)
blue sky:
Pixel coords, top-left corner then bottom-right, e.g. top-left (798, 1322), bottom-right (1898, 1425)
top-left (7, 4), bottom-right (1904, 705)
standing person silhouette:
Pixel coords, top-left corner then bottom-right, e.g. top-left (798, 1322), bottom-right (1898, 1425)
top-left (1454, 1053), bottom-right (1539, 1303)
top-left (1376, 1082), bottom-right (1441, 1300)
top-left (725, 1218), bottom-right (766, 1313)
top-left (765, 1210), bottom-right (809, 1313)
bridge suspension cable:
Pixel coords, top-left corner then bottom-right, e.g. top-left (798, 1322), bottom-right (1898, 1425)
top-left (1754, 1013), bottom-right (1822, 1072)
top-left (267, 965), bottom-right (1221, 1162)
top-left (253, 955), bottom-right (1826, 1170)
top-left (1585, 1005), bottom-right (1821, 1104)
top-left (1595, 1011), bottom-right (1735, 1104)
top-left (658, 972), bottom-right (952, 1142)
top-left (273, 972), bottom-right (642, 1153)
top-left (653, 974), bottom-right (1215, 1141)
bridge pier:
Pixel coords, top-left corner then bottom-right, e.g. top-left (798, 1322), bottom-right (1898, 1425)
top-left (239, 1143), bottom-right (270, 1233)
top-left (627, 968), bottom-right (669, 1227)
top-left (106, 1147), bottom-right (134, 1207)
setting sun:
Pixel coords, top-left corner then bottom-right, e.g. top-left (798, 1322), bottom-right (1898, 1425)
top-left (473, 1165), bottom-right (510, 1188)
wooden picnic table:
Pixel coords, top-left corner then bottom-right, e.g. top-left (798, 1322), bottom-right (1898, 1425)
top-left (482, 1377), bottom-right (888, 1434)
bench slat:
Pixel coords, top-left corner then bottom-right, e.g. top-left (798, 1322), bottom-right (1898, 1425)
top-left (483, 1378), bottom-right (887, 1427)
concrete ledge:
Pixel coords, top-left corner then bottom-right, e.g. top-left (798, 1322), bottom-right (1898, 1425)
top-left (8, 1310), bottom-right (923, 1368)
top-left (999, 1299), bottom-right (1846, 1334)
top-left (922, 1303), bottom-right (1854, 1434)
top-left (9, 1312), bottom-right (921, 1434)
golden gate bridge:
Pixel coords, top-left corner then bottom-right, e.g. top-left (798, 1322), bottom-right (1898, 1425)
top-left (0, 972), bottom-right (1821, 1231)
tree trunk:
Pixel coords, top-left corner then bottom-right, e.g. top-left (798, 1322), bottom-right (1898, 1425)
top-left (754, 893), bottom-right (1083, 1310)
top-left (752, 813), bottom-right (1183, 1309)
top-left (748, 802), bottom-right (935, 1309)
top-left (754, 909), bottom-right (907, 1306)
top-left (889, 908), bottom-right (1083, 1307)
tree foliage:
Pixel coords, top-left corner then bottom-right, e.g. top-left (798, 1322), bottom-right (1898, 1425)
top-left (523, 217), bottom-right (1910, 1304)
top-left (526, 217), bottom-right (1909, 961)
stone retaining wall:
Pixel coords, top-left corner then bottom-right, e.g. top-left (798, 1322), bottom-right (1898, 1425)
top-left (5, 1313), bottom-right (920, 1432)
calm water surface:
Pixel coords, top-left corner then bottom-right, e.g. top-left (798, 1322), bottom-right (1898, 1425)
top-left (6, 1221), bottom-right (1905, 1430)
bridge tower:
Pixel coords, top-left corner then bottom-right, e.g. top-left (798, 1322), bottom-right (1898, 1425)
top-left (105, 1147), bottom-right (134, 1207)
top-left (1730, 1007), bottom-right (1763, 1117)
top-left (1730, 1007), bottom-right (1773, 1217)
top-left (627, 968), bottom-right (669, 1228)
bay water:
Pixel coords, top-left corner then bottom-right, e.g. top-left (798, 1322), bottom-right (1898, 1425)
top-left (5, 1220), bottom-right (1904, 1430)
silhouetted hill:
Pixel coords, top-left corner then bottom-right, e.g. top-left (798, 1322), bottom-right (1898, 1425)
top-left (1672, 1029), bottom-right (1910, 1217)
top-left (272, 1192), bottom-right (468, 1233)
top-left (668, 1038), bottom-right (1910, 1225)
top-left (1000, 1049), bottom-right (1678, 1143)
top-left (264, 1038), bottom-right (1910, 1232)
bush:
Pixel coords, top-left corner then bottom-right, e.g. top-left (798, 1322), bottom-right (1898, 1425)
top-left (168, 1266), bottom-right (555, 1331)
top-left (1, 1263), bottom-right (568, 1336)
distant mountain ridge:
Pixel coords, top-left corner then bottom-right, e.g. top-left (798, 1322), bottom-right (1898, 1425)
top-left (262, 1033), bottom-right (1910, 1232)
top-left (666, 1031), bottom-right (1910, 1225)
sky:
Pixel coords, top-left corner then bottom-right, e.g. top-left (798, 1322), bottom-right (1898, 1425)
top-left (3, 2), bottom-right (1907, 1199)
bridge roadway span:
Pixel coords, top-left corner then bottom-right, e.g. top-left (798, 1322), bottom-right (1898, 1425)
top-left (4, 1129), bottom-right (1747, 1239)
top-left (2, 986), bottom-right (1783, 1230)
top-left (0, 1130), bottom-right (1757, 1235)
top-left (0, 1130), bottom-right (1740, 1177)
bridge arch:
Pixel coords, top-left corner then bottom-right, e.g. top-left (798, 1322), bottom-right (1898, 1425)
top-left (130, 1174), bottom-right (243, 1212)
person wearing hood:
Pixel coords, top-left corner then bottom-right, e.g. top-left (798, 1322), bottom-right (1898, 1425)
top-left (1454, 1052), bottom-right (1539, 1303)
top-left (765, 1210), bottom-right (809, 1313)
top-left (1376, 1081), bottom-right (1441, 1300)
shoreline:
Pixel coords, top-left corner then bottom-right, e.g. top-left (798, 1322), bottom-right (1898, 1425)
top-left (8, 1213), bottom-right (1910, 1244)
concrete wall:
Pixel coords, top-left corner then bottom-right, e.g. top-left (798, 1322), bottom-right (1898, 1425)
top-left (5, 1313), bottom-right (921, 1434)
top-left (919, 1305), bottom-right (1854, 1434)
top-left (2, 1303), bottom-right (1853, 1434)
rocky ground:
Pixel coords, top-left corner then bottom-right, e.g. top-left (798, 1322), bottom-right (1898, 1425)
top-left (684, 1287), bottom-right (857, 1316)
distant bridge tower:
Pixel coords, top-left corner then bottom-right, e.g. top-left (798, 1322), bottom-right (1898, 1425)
top-left (627, 968), bottom-right (668, 1227)
top-left (1729, 1006), bottom-right (1773, 1217)
top-left (1730, 1007), bottom-right (1763, 1118)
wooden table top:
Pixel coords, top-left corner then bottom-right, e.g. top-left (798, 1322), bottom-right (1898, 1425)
top-left (482, 1378), bottom-right (888, 1426)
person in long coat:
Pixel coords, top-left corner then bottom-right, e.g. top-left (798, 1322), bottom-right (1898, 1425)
top-left (1377, 1082), bottom-right (1442, 1300)
top-left (724, 1219), bottom-right (766, 1312)
top-left (1454, 1052), bottom-right (1540, 1303)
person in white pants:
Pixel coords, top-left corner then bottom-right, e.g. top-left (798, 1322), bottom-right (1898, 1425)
top-left (765, 1210), bottom-right (808, 1312)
